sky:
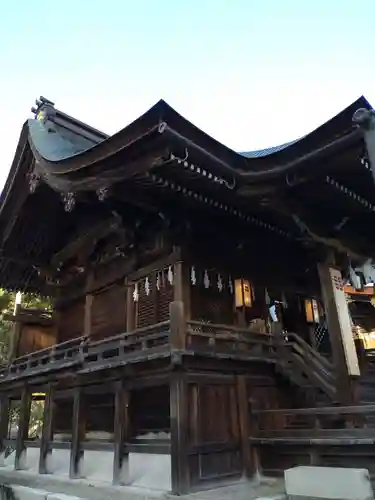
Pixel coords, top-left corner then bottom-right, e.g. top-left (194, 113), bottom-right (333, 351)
top-left (0, 1), bottom-right (375, 189)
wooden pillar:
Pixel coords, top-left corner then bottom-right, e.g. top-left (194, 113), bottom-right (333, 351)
top-left (0, 397), bottom-right (10, 466)
top-left (170, 371), bottom-right (189, 495)
top-left (69, 389), bottom-right (85, 479)
top-left (15, 388), bottom-right (31, 470)
top-left (170, 301), bottom-right (186, 350)
top-left (174, 261), bottom-right (191, 320)
top-left (113, 380), bottom-right (130, 485)
top-left (126, 280), bottom-right (136, 332)
top-left (39, 386), bottom-right (54, 474)
top-left (318, 264), bottom-right (360, 404)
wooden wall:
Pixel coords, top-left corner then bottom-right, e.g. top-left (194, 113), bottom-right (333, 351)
top-left (91, 284), bottom-right (126, 339)
top-left (17, 323), bottom-right (56, 357)
top-left (57, 299), bottom-right (85, 342)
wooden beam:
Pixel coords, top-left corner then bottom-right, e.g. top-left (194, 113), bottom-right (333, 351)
top-left (51, 215), bottom-right (123, 269)
top-left (170, 371), bottom-right (189, 495)
top-left (38, 386), bottom-right (54, 474)
top-left (15, 387), bottom-right (31, 470)
top-left (69, 389), bottom-right (85, 479)
top-left (112, 380), bottom-right (130, 485)
top-left (0, 397), bottom-right (10, 466)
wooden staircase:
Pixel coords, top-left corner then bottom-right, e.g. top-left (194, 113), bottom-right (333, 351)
top-left (275, 333), bottom-right (338, 402)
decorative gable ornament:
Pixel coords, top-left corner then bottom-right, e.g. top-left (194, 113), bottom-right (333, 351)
top-left (61, 192), bottom-right (76, 212)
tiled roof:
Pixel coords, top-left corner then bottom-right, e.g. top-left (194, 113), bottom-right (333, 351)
top-left (239, 138), bottom-right (302, 158)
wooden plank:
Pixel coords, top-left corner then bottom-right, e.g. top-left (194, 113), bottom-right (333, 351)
top-left (170, 301), bottom-right (186, 350)
top-left (170, 371), bottom-right (189, 495)
top-left (236, 375), bottom-right (255, 477)
top-left (69, 389), bottom-right (85, 479)
top-left (112, 380), bottom-right (130, 485)
top-left (15, 387), bottom-right (31, 470)
top-left (38, 386), bottom-right (54, 474)
top-left (0, 397), bottom-right (10, 466)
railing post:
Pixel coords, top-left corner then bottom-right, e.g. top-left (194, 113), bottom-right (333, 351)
top-left (170, 301), bottom-right (186, 350)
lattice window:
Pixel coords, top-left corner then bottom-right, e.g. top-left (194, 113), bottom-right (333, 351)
top-left (136, 270), bottom-right (174, 328)
top-left (191, 272), bottom-right (234, 324)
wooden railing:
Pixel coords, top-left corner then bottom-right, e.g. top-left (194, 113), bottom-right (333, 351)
top-left (186, 321), bottom-right (274, 358)
top-left (275, 332), bottom-right (337, 400)
top-left (250, 405), bottom-right (375, 475)
top-left (0, 322), bottom-right (171, 382)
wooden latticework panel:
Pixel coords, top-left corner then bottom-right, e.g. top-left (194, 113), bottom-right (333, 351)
top-left (136, 270), bottom-right (174, 328)
top-left (91, 283), bottom-right (126, 339)
top-left (58, 299), bottom-right (84, 342)
top-left (191, 271), bottom-right (234, 324)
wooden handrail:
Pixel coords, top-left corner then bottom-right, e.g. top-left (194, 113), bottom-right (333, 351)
top-left (252, 404), bottom-right (375, 415)
top-left (286, 332), bottom-right (333, 370)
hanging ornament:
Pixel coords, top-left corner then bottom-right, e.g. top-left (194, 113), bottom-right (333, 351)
top-left (133, 283), bottom-right (139, 302)
top-left (145, 277), bottom-right (151, 296)
top-left (191, 266), bottom-right (197, 285)
top-left (265, 288), bottom-right (270, 305)
top-left (204, 270), bottom-right (210, 289)
top-left (156, 273), bottom-right (161, 291)
top-left (217, 273), bottom-right (223, 292)
top-left (167, 266), bottom-right (174, 285)
top-left (228, 276), bottom-right (234, 294)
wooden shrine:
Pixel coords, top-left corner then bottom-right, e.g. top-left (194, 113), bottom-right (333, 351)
top-left (0, 96), bottom-right (375, 493)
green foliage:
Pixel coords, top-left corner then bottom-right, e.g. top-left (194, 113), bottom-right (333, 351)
top-left (0, 290), bottom-right (51, 363)
top-left (0, 290), bottom-right (52, 440)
